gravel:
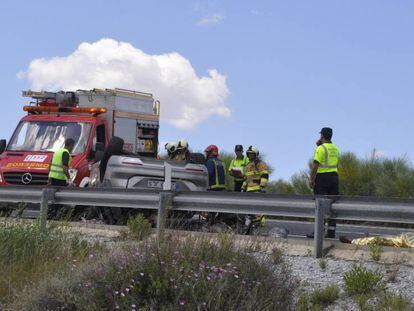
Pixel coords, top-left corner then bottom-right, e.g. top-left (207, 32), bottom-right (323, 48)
top-left (286, 254), bottom-right (414, 310)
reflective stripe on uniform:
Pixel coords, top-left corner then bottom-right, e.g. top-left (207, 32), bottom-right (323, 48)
top-left (319, 144), bottom-right (338, 169)
top-left (48, 148), bottom-right (72, 181)
top-left (316, 143), bottom-right (339, 174)
top-left (211, 159), bottom-right (226, 190)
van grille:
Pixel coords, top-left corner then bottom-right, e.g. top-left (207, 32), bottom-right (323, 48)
top-left (3, 172), bottom-right (49, 185)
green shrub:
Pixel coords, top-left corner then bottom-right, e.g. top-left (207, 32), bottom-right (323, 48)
top-left (0, 220), bottom-right (99, 305)
top-left (310, 285), bottom-right (340, 308)
top-left (377, 292), bottom-right (411, 311)
top-left (318, 258), bottom-right (327, 270)
top-left (354, 294), bottom-right (374, 311)
top-left (12, 235), bottom-right (297, 311)
top-left (296, 292), bottom-right (311, 311)
top-left (368, 239), bottom-right (383, 262)
top-left (271, 247), bottom-right (284, 265)
top-left (343, 264), bottom-right (383, 296)
top-left (127, 214), bottom-right (152, 241)
top-left (295, 285), bottom-right (339, 310)
top-left (267, 151), bottom-right (414, 198)
top-left (355, 291), bottom-right (412, 311)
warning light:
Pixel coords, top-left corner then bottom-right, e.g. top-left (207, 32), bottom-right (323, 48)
top-left (23, 106), bottom-right (107, 114)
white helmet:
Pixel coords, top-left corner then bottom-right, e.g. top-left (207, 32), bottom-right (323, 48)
top-left (177, 139), bottom-right (189, 150)
top-left (246, 146), bottom-right (259, 156)
top-left (165, 141), bottom-right (177, 154)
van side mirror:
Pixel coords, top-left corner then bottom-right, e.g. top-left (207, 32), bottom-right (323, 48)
top-left (0, 140), bottom-right (6, 154)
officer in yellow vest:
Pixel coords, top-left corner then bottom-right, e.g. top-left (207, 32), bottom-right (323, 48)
top-left (228, 145), bottom-right (249, 192)
top-left (308, 127), bottom-right (339, 238)
top-left (48, 138), bottom-right (75, 186)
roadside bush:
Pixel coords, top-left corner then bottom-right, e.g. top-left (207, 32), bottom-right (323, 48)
top-left (127, 214), bottom-right (152, 241)
top-left (376, 292), bottom-right (411, 311)
top-left (310, 285), bottom-right (340, 308)
top-left (343, 264), bottom-right (383, 296)
top-left (0, 220), bottom-right (99, 305)
top-left (12, 235), bottom-right (297, 311)
top-left (368, 238), bottom-right (383, 262)
top-left (295, 285), bottom-right (339, 311)
top-left (355, 291), bottom-right (412, 311)
top-left (267, 151), bottom-right (414, 198)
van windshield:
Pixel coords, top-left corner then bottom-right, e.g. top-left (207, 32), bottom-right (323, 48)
top-left (8, 121), bottom-right (92, 154)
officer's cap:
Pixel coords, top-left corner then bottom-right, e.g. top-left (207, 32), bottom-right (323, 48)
top-left (234, 145), bottom-right (243, 151)
top-left (320, 127), bottom-right (333, 136)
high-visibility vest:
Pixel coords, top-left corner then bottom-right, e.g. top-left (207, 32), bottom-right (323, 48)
top-left (228, 156), bottom-right (249, 181)
top-left (315, 143), bottom-right (339, 174)
top-left (48, 148), bottom-right (72, 181)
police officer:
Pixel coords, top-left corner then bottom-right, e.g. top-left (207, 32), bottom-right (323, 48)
top-left (204, 145), bottom-right (226, 191)
top-left (228, 145), bottom-right (249, 192)
top-left (309, 127), bottom-right (339, 238)
top-left (48, 138), bottom-right (74, 186)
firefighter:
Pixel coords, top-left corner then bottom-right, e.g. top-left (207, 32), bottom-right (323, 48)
top-left (308, 127), bottom-right (339, 238)
top-left (165, 141), bottom-right (177, 160)
top-left (241, 146), bottom-right (268, 230)
top-left (204, 145), bottom-right (226, 191)
top-left (204, 145), bottom-right (227, 225)
top-left (174, 139), bottom-right (190, 162)
top-left (228, 145), bottom-right (249, 192)
top-left (241, 146), bottom-right (269, 193)
top-left (48, 138), bottom-right (75, 186)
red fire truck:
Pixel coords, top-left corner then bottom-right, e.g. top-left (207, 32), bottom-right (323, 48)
top-left (0, 89), bottom-right (160, 187)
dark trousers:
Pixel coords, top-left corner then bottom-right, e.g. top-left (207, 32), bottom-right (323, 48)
top-left (234, 180), bottom-right (244, 192)
top-left (49, 178), bottom-right (68, 186)
top-left (314, 172), bottom-right (339, 238)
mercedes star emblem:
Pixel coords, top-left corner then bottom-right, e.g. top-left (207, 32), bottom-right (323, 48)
top-left (21, 173), bottom-right (33, 185)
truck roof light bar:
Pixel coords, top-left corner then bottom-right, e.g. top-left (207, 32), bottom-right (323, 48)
top-left (23, 106), bottom-right (107, 114)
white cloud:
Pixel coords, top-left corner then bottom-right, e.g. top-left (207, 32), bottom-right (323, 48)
top-left (19, 38), bottom-right (230, 129)
top-left (197, 13), bottom-right (224, 26)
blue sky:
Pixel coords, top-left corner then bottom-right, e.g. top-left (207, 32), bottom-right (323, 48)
top-left (0, 0), bottom-right (413, 180)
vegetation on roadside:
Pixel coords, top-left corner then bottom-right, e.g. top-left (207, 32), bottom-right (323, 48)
top-left (343, 264), bottom-right (384, 296)
top-left (355, 291), bottom-right (412, 311)
top-left (368, 238), bottom-right (384, 262)
top-left (267, 152), bottom-right (414, 198)
top-left (6, 225), bottom-right (296, 311)
top-left (127, 213), bottom-right (153, 241)
top-left (0, 220), bottom-right (104, 306)
top-left (296, 285), bottom-right (340, 310)
top-left (318, 258), bottom-right (327, 270)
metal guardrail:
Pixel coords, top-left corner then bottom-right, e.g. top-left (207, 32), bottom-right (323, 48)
top-left (1, 186), bottom-right (414, 258)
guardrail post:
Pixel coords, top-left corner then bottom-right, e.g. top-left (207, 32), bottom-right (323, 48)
top-left (314, 198), bottom-right (332, 258)
top-left (157, 191), bottom-right (173, 239)
top-left (163, 162), bottom-right (172, 190)
top-left (39, 188), bottom-right (56, 236)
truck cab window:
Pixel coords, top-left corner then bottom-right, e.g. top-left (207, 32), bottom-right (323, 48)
top-left (96, 124), bottom-right (106, 144)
